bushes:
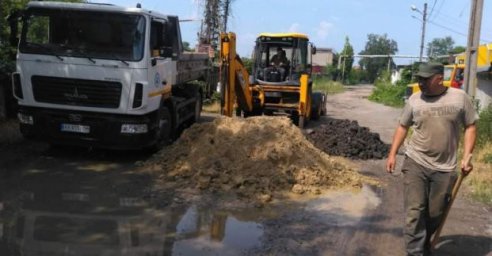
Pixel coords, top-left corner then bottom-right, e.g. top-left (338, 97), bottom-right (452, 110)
top-left (368, 71), bottom-right (406, 107)
top-left (476, 104), bottom-right (492, 148)
top-left (312, 76), bottom-right (344, 94)
top-left (466, 104), bottom-right (492, 204)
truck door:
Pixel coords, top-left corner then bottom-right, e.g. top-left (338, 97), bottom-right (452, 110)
top-left (148, 19), bottom-right (177, 102)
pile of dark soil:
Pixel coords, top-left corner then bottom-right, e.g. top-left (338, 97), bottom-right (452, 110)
top-left (144, 117), bottom-right (373, 203)
top-left (306, 118), bottom-right (390, 160)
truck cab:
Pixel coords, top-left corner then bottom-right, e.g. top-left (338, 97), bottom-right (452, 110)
top-left (10, 2), bottom-right (210, 149)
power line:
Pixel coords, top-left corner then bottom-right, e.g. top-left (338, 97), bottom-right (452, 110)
top-left (427, 19), bottom-right (492, 43)
top-left (428, 5), bottom-right (492, 42)
top-left (427, 0), bottom-right (438, 20)
top-left (431, 14), bottom-right (468, 30)
top-left (432, 11), bottom-right (467, 25)
top-left (430, 0), bottom-right (446, 22)
top-left (459, 2), bottom-right (467, 17)
top-left (427, 20), bottom-right (467, 37)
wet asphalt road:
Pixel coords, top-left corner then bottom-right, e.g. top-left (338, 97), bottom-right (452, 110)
top-left (1, 87), bottom-right (491, 256)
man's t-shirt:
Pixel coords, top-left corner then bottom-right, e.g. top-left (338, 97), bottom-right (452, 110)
top-left (400, 88), bottom-right (478, 172)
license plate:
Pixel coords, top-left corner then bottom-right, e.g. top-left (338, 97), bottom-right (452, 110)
top-left (61, 123), bottom-right (90, 134)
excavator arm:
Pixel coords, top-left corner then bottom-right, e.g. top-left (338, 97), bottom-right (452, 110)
top-left (219, 32), bottom-right (258, 117)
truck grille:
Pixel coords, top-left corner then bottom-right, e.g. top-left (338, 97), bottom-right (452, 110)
top-left (31, 76), bottom-right (122, 108)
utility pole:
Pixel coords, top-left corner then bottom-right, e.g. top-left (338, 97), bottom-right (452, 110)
top-left (463, 0), bottom-right (484, 97)
top-left (419, 3), bottom-right (427, 63)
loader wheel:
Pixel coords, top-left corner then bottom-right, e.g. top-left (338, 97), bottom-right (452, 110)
top-left (290, 112), bottom-right (307, 128)
top-left (311, 92), bottom-right (324, 120)
top-left (311, 105), bottom-right (321, 120)
top-left (298, 116), bottom-right (306, 129)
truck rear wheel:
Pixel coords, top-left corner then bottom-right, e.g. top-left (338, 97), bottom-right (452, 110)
top-left (192, 90), bottom-right (202, 123)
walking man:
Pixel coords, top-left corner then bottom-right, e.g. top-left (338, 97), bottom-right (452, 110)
top-left (386, 62), bottom-right (478, 255)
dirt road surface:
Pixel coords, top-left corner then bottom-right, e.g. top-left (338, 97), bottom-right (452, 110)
top-left (0, 85), bottom-right (490, 256)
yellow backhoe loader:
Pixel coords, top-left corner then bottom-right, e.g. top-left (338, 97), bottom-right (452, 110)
top-left (219, 32), bottom-right (326, 128)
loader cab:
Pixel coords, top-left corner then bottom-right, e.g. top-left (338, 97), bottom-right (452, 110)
top-left (442, 64), bottom-right (464, 89)
top-left (253, 33), bottom-right (313, 83)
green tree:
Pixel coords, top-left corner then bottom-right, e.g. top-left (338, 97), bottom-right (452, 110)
top-left (358, 34), bottom-right (398, 83)
top-left (340, 36), bottom-right (354, 82)
top-left (1, 0), bottom-right (29, 65)
top-left (426, 36), bottom-right (454, 58)
top-left (450, 46), bottom-right (466, 54)
top-left (183, 41), bottom-right (193, 51)
top-left (241, 57), bottom-right (253, 74)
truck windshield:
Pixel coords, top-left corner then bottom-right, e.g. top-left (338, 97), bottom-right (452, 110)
top-left (19, 8), bottom-right (145, 62)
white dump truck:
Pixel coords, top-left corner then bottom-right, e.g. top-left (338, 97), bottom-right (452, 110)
top-left (9, 1), bottom-right (212, 149)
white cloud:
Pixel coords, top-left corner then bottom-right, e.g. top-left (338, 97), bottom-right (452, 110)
top-left (316, 21), bottom-right (334, 40)
top-left (288, 23), bottom-right (301, 33)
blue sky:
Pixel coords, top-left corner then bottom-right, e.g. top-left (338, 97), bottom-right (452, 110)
top-left (93, 0), bottom-right (491, 65)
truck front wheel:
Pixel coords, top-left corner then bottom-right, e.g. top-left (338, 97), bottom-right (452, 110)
top-left (150, 106), bottom-right (173, 152)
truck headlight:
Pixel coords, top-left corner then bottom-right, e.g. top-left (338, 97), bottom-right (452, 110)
top-left (121, 124), bottom-right (148, 134)
top-left (18, 113), bottom-right (34, 125)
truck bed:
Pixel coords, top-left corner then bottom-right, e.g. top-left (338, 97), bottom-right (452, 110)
top-left (176, 52), bottom-right (210, 85)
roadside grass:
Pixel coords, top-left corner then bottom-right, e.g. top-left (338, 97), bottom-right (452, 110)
top-left (202, 91), bottom-right (221, 114)
top-left (203, 101), bottom-right (221, 113)
top-left (465, 104), bottom-right (492, 204)
top-left (0, 119), bottom-right (22, 145)
top-left (368, 81), bottom-right (407, 108)
top-left (313, 77), bottom-right (345, 95)
top-left (467, 142), bottom-right (492, 204)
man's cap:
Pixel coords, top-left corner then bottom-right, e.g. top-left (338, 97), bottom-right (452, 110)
top-left (415, 62), bottom-right (444, 78)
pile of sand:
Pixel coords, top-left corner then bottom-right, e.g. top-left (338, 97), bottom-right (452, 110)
top-left (144, 116), bottom-right (369, 202)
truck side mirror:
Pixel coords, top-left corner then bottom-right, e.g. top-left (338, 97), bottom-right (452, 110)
top-left (312, 46), bottom-right (317, 55)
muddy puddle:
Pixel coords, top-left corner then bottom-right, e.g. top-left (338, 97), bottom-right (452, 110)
top-left (0, 193), bottom-right (264, 255)
top-left (171, 205), bottom-right (263, 255)
top-left (305, 185), bottom-right (381, 226)
top-left (0, 184), bottom-right (382, 256)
